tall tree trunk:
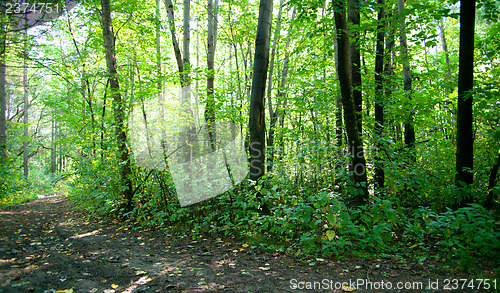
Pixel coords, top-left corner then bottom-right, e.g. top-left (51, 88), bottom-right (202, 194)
top-left (183, 0), bottom-right (190, 81)
top-left (100, 0), bottom-right (134, 210)
top-left (23, 24), bottom-right (29, 180)
top-left (374, 0), bottom-right (385, 191)
top-left (398, 0), bottom-right (415, 161)
top-left (206, 0), bottom-right (219, 150)
top-left (273, 6), bottom-right (296, 169)
top-left (334, 1), bottom-right (369, 206)
top-left (265, 0), bottom-right (284, 172)
top-left (181, 0), bottom-right (196, 161)
top-left (335, 92), bottom-right (343, 147)
top-left (156, 0), bottom-right (162, 95)
top-left (334, 36), bottom-right (344, 192)
top-left (0, 8), bottom-right (6, 160)
top-left (484, 151), bottom-right (499, 209)
top-left (0, 82), bottom-right (5, 160)
top-left (384, 7), bottom-right (396, 165)
top-left (439, 23), bottom-right (453, 87)
top-left (228, 0), bottom-right (244, 120)
top-left (249, 0), bottom-right (273, 187)
top-left (348, 0), bottom-right (363, 134)
top-left (164, 0), bottom-right (183, 74)
top-left (455, 0), bottom-right (475, 205)
top-left (100, 80), bottom-right (109, 161)
top-left (51, 117), bottom-right (57, 173)
top-left (156, 0), bottom-right (167, 155)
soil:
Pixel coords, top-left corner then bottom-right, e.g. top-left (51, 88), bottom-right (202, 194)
top-left (0, 194), bottom-right (496, 293)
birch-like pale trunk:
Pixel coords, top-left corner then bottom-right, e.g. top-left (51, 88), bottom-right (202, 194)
top-left (206, 0), bottom-right (219, 150)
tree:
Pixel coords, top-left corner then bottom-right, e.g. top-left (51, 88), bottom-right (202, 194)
top-left (23, 23), bottom-right (29, 180)
top-left (206, 0), bottom-right (219, 150)
top-left (455, 0), bottom-right (476, 205)
top-left (50, 116), bottom-right (57, 173)
top-left (164, 0), bottom-right (183, 73)
top-left (265, 0), bottom-right (284, 172)
top-left (398, 0), bottom-right (415, 160)
top-left (334, 0), bottom-right (368, 206)
top-left (164, 0), bottom-right (195, 162)
top-left (348, 0), bottom-right (362, 134)
top-left (181, 0), bottom-right (196, 162)
top-left (267, 4), bottom-right (295, 172)
top-left (0, 7), bottom-right (6, 160)
top-left (100, 0), bottom-right (134, 210)
top-left (249, 0), bottom-right (273, 185)
top-left (374, 0), bottom-right (386, 190)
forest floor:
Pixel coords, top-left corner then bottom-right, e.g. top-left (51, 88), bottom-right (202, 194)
top-left (0, 194), bottom-right (496, 293)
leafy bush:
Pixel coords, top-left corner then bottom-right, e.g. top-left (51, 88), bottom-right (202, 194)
top-left (69, 155), bottom-right (122, 214)
top-left (406, 204), bottom-right (500, 260)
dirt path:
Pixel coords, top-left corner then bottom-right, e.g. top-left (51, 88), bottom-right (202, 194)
top-left (0, 195), bottom-right (494, 292)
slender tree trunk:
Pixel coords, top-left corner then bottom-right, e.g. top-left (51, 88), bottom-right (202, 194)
top-left (439, 23), bottom-right (455, 141)
top-left (398, 0), bottom-right (415, 161)
top-left (0, 9), bottom-right (6, 160)
top-left (164, 0), bottom-right (183, 74)
top-left (23, 25), bottom-right (29, 180)
top-left (206, 0), bottom-right (219, 150)
top-left (334, 1), bottom-right (369, 206)
top-left (100, 80), bottom-right (109, 161)
top-left (156, 0), bottom-right (167, 155)
top-left (156, 0), bottom-right (162, 95)
top-left (273, 6), bottom-right (296, 168)
top-left (164, 0), bottom-right (195, 161)
top-left (66, 14), bottom-right (96, 154)
top-left (51, 117), bottom-right (57, 173)
top-left (455, 0), bottom-right (475, 205)
top-left (439, 23), bottom-right (453, 85)
top-left (384, 7), bottom-right (396, 158)
top-left (59, 151), bottom-right (63, 172)
top-left (334, 37), bottom-right (344, 192)
top-left (249, 0), bottom-right (273, 187)
top-left (348, 0), bottom-right (363, 134)
top-left (374, 0), bottom-right (385, 191)
top-left (265, 0), bottom-right (284, 172)
top-left (484, 151), bottom-right (499, 209)
top-left (100, 0), bottom-right (134, 210)
top-left (336, 92), bottom-right (343, 147)
top-left (183, 0), bottom-right (190, 78)
top-left (228, 1), bottom-right (243, 117)
top-left (181, 0), bottom-right (196, 161)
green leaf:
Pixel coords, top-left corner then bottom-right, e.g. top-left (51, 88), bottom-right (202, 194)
top-left (326, 230), bottom-right (335, 241)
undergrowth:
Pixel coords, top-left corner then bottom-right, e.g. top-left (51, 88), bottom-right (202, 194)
top-left (0, 159), bottom-right (66, 208)
top-left (68, 167), bottom-right (500, 272)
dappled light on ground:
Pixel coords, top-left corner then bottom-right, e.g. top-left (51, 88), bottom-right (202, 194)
top-left (0, 196), bottom-right (496, 292)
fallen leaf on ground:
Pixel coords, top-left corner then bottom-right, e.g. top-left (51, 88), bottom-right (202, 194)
top-left (135, 276), bottom-right (152, 285)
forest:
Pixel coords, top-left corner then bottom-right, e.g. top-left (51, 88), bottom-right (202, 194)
top-left (0, 0), bottom-right (499, 289)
